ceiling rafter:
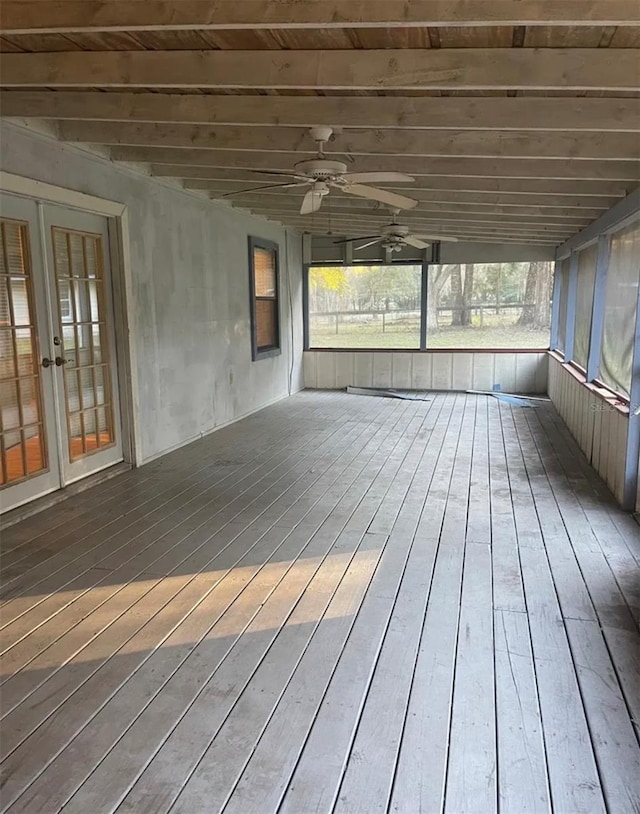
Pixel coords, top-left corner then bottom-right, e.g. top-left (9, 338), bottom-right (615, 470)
top-left (206, 196), bottom-right (605, 220)
top-left (233, 206), bottom-right (588, 228)
top-left (1, 6), bottom-right (638, 245)
top-left (160, 169), bottom-right (630, 198)
top-left (55, 121), bottom-right (640, 161)
top-left (2, 49), bottom-right (638, 91)
top-left (188, 182), bottom-right (614, 210)
top-left (2, 1), bottom-right (639, 34)
top-left (108, 148), bottom-right (640, 182)
top-left (2, 92), bottom-right (637, 133)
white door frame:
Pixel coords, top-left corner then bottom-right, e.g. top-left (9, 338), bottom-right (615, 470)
top-left (0, 171), bottom-right (140, 468)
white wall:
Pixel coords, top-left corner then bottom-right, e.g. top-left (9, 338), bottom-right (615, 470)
top-left (547, 354), bottom-right (628, 505)
top-left (304, 350), bottom-right (548, 394)
top-left (0, 122), bottom-right (304, 464)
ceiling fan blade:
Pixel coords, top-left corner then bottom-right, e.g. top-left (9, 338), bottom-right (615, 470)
top-left (344, 184), bottom-right (418, 210)
top-left (333, 235), bottom-right (381, 245)
top-left (300, 189), bottom-right (324, 215)
top-left (341, 172), bottom-right (415, 184)
top-left (250, 169), bottom-right (307, 180)
top-left (412, 234), bottom-right (460, 243)
top-left (403, 236), bottom-right (431, 250)
top-left (219, 182), bottom-right (307, 197)
top-left (354, 238), bottom-right (383, 251)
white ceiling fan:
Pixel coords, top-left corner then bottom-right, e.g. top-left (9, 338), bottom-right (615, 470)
top-left (220, 126), bottom-right (419, 215)
top-left (334, 210), bottom-right (459, 262)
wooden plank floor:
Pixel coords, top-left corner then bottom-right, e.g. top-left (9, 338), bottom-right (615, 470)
top-left (1, 391), bottom-right (639, 814)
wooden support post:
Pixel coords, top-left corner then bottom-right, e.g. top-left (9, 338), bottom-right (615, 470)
top-left (420, 255), bottom-right (429, 351)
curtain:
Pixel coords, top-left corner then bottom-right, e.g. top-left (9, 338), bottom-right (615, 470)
top-left (599, 220), bottom-right (640, 398)
top-left (573, 243), bottom-right (598, 369)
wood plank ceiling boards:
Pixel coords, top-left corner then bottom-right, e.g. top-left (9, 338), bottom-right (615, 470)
top-left (1, 1), bottom-right (639, 244)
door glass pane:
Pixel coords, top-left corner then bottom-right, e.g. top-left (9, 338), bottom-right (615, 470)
top-left (0, 278), bottom-right (10, 326)
top-left (0, 219), bottom-right (48, 486)
top-left (80, 368), bottom-right (95, 408)
top-left (24, 425), bottom-right (44, 474)
top-left (52, 227), bottom-right (115, 461)
top-left (68, 412), bottom-right (84, 457)
top-left (20, 377), bottom-right (41, 428)
top-left (92, 324), bottom-right (104, 363)
top-left (0, 380), bottom-right (20, 429)
top-left (4, 429), bottom-right (25, 481)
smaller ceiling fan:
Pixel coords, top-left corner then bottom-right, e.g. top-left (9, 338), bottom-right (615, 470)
top-left (220, 126), bottom-right (418, 215)
top-left (334, 210), bottom-right (459, 262)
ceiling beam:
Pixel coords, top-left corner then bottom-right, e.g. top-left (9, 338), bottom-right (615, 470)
top-left (112, 148), bottom-right (640, 182)
top-left (2, 1), bottom-right (638, 33)
top-left (187, 181), bottom-right (615, 209)
top-left (2, 49), bottom-right (637, 91)
top-left (218, 196), bottom-right (594, 222)
top-left (162, 169), bottom-right (632, 198)
top-left (235, 207), bottom-right (579, 231)
top-left (291, 229), bottom-right (560, 245)
top-left (272, 212), bottom-right (574, 229)
top-left (245, 218), bottom-right (570, 242)
top-left (3, 92), bottom-right (638, 133)
top-left (57, 121), bottom-right (640, 161)
top-left (251, 223), bottom-right (568, 242)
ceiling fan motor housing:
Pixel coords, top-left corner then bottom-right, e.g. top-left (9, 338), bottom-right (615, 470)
top-left (381, 224), bottom-right (410, 238)
top-left (294, 158), bottom-right (349, 180)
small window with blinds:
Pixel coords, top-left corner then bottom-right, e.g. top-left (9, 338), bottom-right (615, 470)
top-left (249, 237), bottom-right (281, 360)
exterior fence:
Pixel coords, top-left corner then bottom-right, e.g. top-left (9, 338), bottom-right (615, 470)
top-left (310, 303), bottom-right (526, 334)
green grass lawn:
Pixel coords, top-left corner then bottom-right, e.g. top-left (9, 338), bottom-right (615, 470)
top-left (310, 321), bottom-right (550, 350)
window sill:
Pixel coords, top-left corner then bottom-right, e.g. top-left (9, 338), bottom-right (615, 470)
top-left (253, 347), bottom-right (282, 361)
top-left (548, 350), bottom-right (630, 416)
top-left (307, 347), bottom-right (550, 354)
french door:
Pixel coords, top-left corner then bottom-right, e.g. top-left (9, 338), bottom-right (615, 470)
top-left (0, 194), bottom-right (123, 513)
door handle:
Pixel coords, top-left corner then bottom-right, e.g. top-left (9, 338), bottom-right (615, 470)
top-left (42, 357), bottom-right (55, 368)
top-left (55, 356), bottom-right (70, 366)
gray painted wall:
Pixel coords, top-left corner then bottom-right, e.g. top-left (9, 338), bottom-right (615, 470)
top-left (0, 122), bottom-right (304, 463)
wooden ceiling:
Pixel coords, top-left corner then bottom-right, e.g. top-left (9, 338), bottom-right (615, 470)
top-left (1, 1), bottom-right (640, 246)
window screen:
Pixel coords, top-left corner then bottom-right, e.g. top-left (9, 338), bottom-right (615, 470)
top-left (249, 238), bottom-right (280, 359)
top-left (599, 220), bottom-right (640, 398)
top-left (556, 257), bottom-right (571, 353)
top-left (572, 243), bottom-right (598, 369)
top-left (425, 262), bottom-right (552, 349)
top-left (308, 264), bottom-right (421, 349)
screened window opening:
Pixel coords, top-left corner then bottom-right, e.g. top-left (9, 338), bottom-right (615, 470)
top-left (307, 261), bottom-right (553, 350)
top-left (599, 221), bottom-right (640, 399)
top-left (309, 265), bottom-right (421, 349)
top-left (426, 262), bottom-right (552, 349)
top-left (249, 238), bottom-right (280, 359)
top-left (572, 243), bottom-right (598, 370)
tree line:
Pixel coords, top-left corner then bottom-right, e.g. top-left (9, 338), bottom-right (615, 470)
top-left (309, 261), bottom-right (553, 331)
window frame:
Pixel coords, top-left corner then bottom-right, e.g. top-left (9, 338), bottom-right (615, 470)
top-left (304, 259), bottom-right (553, 353)
top-left (553, 212), bottom-right (640, 404)
top-left (248, 236), bottom-right (281, 361)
